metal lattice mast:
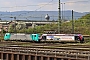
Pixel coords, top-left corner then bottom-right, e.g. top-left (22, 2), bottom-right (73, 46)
top-left (72, 10), bottom-right (74, 33)
top-left (58, 0), bottom-right (61, 34)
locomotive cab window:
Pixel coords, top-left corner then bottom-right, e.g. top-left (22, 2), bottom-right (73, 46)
top-left (34, 35), bottom-right (36, 37)
top-left (75, 36), bottom-right (80, 40)
top-left (42, 36), bottom-right (46, 40)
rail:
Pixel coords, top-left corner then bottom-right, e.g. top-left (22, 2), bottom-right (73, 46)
top-left (0, 46), bottom-right (89, 60)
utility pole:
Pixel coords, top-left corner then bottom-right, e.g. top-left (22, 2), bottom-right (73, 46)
top-left (14, 17), bottom-right (16, 33)
top-left (72, 10), bottom-right (74, 33)
top-left (61, 3), bottom-right (65, 21)
top-left (58, 0), bottom-right (61, 33)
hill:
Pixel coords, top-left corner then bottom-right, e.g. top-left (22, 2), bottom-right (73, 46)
top-left (0, 10), bottom-right (88, 21)
top-left (61, 13), bottom-right (90, 35)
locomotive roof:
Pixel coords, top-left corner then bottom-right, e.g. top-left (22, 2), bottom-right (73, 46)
top-left (42, 34), bottom-right (82, 36)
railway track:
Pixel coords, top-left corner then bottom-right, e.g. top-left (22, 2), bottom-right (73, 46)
top-left (0, 41), bottom-right (90, 60)
top-left (0, 44), bottom-right (90, 60)
top-left (0, 41), bottom-right (90, 47)
top-left (1, 41), bottom-right (90, 49)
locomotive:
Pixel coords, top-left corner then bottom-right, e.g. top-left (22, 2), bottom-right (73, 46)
top-left (4, 33), bottom-right (84, 43)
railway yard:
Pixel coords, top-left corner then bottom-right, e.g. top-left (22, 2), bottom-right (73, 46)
top-left (0, 41), bottom-right (90, 60)
top-left (0, 0), bottom-right (90, 60)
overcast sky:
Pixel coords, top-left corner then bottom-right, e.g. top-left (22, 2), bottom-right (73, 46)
top-left (0, 0), bottom-right (90, 12)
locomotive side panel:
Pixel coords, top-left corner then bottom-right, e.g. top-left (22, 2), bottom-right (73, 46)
top-left (10, 33), bottom-right (32, 40)
top-left (4, 33), bottom-right (40, 42)
top-left (41, 34), bottom-right (84, 43)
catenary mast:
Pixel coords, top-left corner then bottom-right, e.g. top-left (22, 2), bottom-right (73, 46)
top-left (58, 0), bottom-right (61, 33)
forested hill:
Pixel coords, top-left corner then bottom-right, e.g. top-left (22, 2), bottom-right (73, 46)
top-left (79, 13), bottom-right (90, 19)
top-left (61, 13), bottom-right (90, 35)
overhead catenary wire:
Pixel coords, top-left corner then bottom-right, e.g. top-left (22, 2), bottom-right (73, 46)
top-left (17, 0), bottom-right (54, 17)
top-left (0, 0), bottom-right (88, 20)
top-left (1, 0), bottom-right (89, 8)
top-left (0, 0), bottom-right (54, 20)
top-left (34, 0), bottom-right (53, 11)
top-left (0, 5), bottom-right (39, 8)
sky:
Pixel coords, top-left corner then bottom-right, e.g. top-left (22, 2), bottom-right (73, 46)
top-left (0, 0), bottom-right (90, 12)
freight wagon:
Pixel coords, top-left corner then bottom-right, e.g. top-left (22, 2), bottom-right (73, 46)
top-left (4, 33), bottom-right (84, 43)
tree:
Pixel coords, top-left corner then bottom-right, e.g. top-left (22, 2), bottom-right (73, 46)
top-left (8, 24), bottom-right (15, 33)
top-left (16, 21), bottom-right (26, 30)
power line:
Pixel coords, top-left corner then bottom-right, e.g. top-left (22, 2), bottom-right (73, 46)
top-left (0, 0), bottom-right (54, 9)
top-left (35, 0), bottom-right (53, 11)
top-left (65, 1), bottom-right (89, 3)
top-left (0, 5), bottom-right (39, 8)
top-left (18, 0), bottom-right (53, 17)
top-left (0, 0), bottom-right (54, 20)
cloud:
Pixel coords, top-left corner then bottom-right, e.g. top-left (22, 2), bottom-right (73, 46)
top-left (62, 0), bottom-right (90, 12)
top-left (0, 0), bottom-right (89, 12)
top-left (64, 0), bottom-right (89, 2)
